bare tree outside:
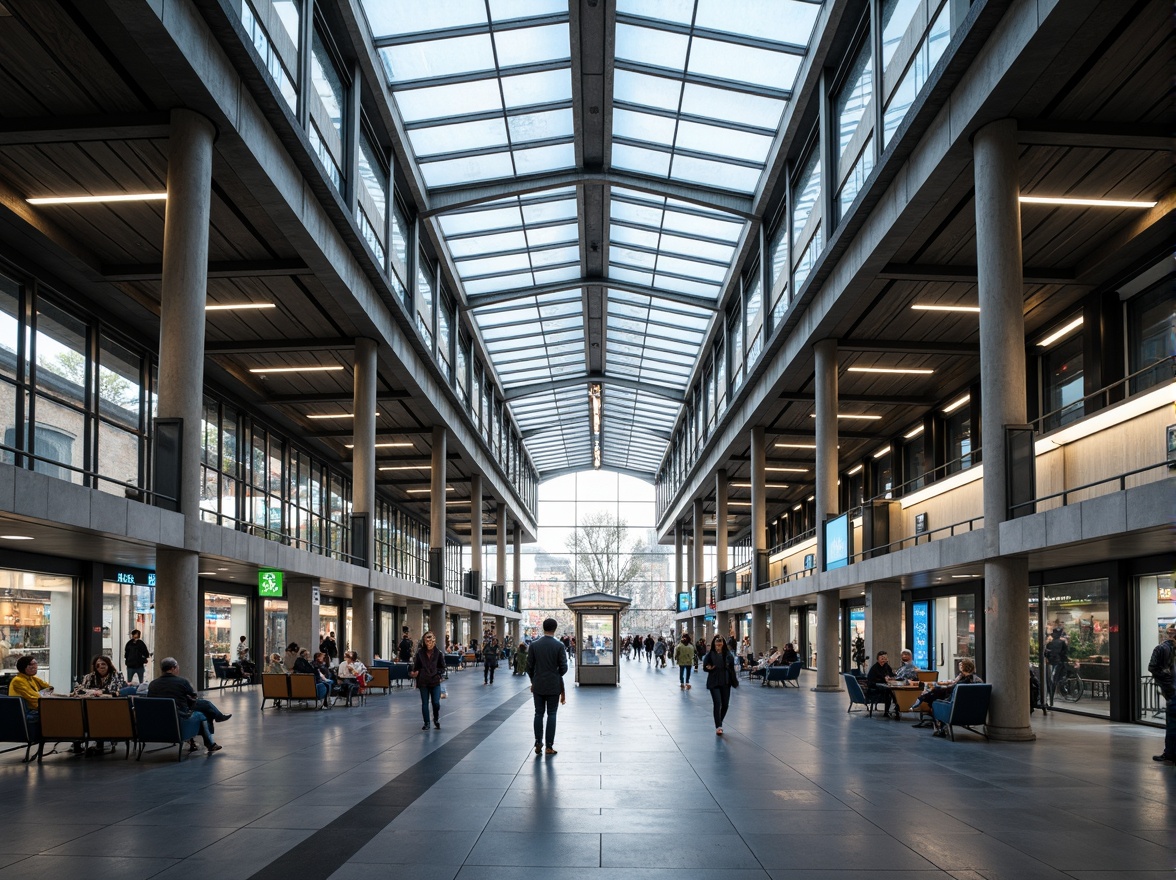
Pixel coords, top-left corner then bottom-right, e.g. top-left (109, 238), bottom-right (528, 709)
top-left (565, 510), bottom-right (646, 595)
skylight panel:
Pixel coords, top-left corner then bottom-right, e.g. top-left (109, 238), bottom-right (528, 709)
top-left (612, 143), bottom-right (672, 177)
top-left (531, 245), bottom-right (581, 268)
top-left (394, 79), bottom-right (502, 123)
top-left (525, 223), bottom-right (578, 247)
top-left (657, 232), bottom-right (735, 263)
top-left (694, 0), bottom-right (822, 46)
top-left (361, 0), bottom-right (486, 38)
top-left (459, 253), bottom-right (533, 278)
top-left (494, 23), bottom-right (571, 67)
top-left (438, 205), bottom-right (523, 235)
top-left (522, 199), bottom-right (577, 224)
top-left (681, 82), bottom-right (785, 128)
top-left (659, 208), bottom-right (743, 240)
top-left (507, 109), bottom-right (575, 143)
top-left (381, 34), bottom-right (495, 82)
top-left (514, 143), bottom-right (576, 175)
top-left (608, 266), bottom-right (654, 287)
top-left (447, 229), bottom-right (528, 258)
top-left (488, 0), bottom-right (569, 21)
top-left (611, 199), bottom-right (664, 227)
top-left (688, 38), bottom-right (802, 91)
top-left (614, 70), bottom-right (683, 111)
top-left (613, 108), bottom-right (678, 146)
top-left (657, 253), bottom-right (728, 282)
top-left (464, 273), bottom-right (533, 295)
top-left (671, 153), bottom-right (760, 192)
top-left (419, 152), bottom-right (515, 188)
top-left (533, 266), bottom-right (581, 285)
top-left (675, 120), bottom-right (773, 164)
top-left (615, 23), bottom-right (689, 70)
top-left (501, 69), bottom-right (572, 108)
top-left (407, 118), bottom-right (509, 158)
top-left (649, 275), bottom-right (723, 298)
top-left (610, 224), bottom-right (660, 249)
top-left (612, 246), bottom-right (658, 270)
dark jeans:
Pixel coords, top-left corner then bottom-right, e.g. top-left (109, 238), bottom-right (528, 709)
top-left (419, 684), bottom-right (441, 723)
top-left (533, 691), bottom-right (560, 747)
top-left (125, 666), bottom-right (145, 684)
top-left (866, 686), bottom-right (893, 712)
top-left (484, 664), bottom-right (496, 684)
top-left (188, 711), bottom-right (215, 747)
top-left (679, 665), bottom-right (691, 685)
top-left (709, 685), bottom-right (730, 728)
top-left (1165, 692), bottom-right (1175, 758)
top-left (192, 698), bottom-right (229, 727)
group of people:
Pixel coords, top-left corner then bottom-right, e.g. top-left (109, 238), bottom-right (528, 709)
top-left (266, 642), bottom-right (369, 708)
top-left (623, 634), bottom-right (672, 666)
top-left (861, 648), bottom-right (982, 737)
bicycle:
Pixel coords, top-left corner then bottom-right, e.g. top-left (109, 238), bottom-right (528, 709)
top-left (1051, 663), bottom-right (1083, 703)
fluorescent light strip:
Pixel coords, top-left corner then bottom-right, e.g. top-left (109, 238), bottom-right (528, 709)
top-left (766, 466), bottom-right (808, 473)
top-left (730, 483), bottom-right (789, 489)
top-left (248, 365), bottom-right (344, 374)
top-left (406, 487), bottom-right (453, 494)
top-left (378, 465), bottom-right (430, 471)
top-left (306, 412), bottom-right (378, 419)
top-left (847, 366), bottom-right (935, 375)
top-left (776, 442), bottom-right (816, 449)
top-left (206, 303), bottom-right (276, 311)
top-left (0, 535), bottom-right (33, 540)
top-left (873, 445), bottom-right (891, 458)
top-left (807, 413), bottom-right (883, 421)
top-left (1019, 195), bottom-right (1157, 209)
top-left (847, 464), bottom-right (863, 475)
top-left (345, 442), bottom-right (413, 449)
top-left (942, 394), bottom-right (970, 414)
top-left (904, 424), bottom-right (925, 439)
top-left (911, 304), bottom-right (980, 313)
top-left (27, 192), bottom-right (167, 205)
top-left (792, 504), bottom-right (802, 510)
top-left (1037, 315), bottom-right (1083, 347)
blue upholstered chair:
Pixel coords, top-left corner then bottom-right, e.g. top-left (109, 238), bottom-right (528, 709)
top-left (132, 697), bottom-right (204, 761)
top-left (842, 672), bottom-right (884, 716)
top-left (931, 683), bottom-right (992, 741)
top-left (0, 696), bottom-right (36, 762)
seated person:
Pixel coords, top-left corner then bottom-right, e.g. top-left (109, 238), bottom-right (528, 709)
top-left (911, 657), bottom-right (983, 737)
top-left (866, 650), bottom-right (897, 716)
top-left (265, 653), bottom-right (285, 674)
top-left (293, 649), bottom-right (330, 707)
top-left (8, 655), bottom-right (52, 736)
top-left (147, 657), bottom-right (230, 753)
top-left (335, 651), bottom-right (367, 704)
top-left (893, 650), bottom-right (920, 682)
top-left (780, 643), bottom-right (799, 665)
top-left (73, 655), bottom-right (129, 754)
top-left (750, 648), bottom-right (783, 680)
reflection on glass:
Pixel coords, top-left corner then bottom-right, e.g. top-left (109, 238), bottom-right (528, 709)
top-left (581, 613), bottom-right (615, 666)
top-left (0, 569), bottom-right (75, 693)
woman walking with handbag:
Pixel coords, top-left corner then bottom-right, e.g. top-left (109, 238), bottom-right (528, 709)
top-left (702, 635), bottom-right (738, 735)
top-left (410, 631), bottom-right (446, 730)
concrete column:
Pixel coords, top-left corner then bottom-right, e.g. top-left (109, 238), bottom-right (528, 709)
top-left (470, 610), bottom-right (483, 645)
top-left (154, 109), bottom-right (215, 677)
top-left (975, 118), bottom-right (1033, 741)
top-left (470, 472), bottom-right (483, 596)
top-left (751, 603), bottom-right (768, 659)
top-left (405, 601), bottom-right (424, 647)
top-left (512, 522), bottom-right (522, 613)
top-left (813, 339), bottom-right (841, 691)
top-left (716, 611), bottom-right (730, 644)
top-left (286, 577), bottom-right (321, 656)
top-left (715, 470), bottom-right (728, 572)
top-left (673, 522), bottom-right (683, 595)
top-left (496, 503), bottom-right (507, 589)
top-left (769, 602), bottom-right (789, 649)
top-left (493, 614), bottom-right (505, 641)
top-left (750, 427), bottom-right (767, 590)
top-left (351, 338), bottom-right (377, 660)
top-left (686, 534), bottom-right (696, 596)
top-left (692, 498), bottom-right (705, 595)
top-left (430, 427), bottom-right (447, 634)
top-left (865, 582), bottom-right (901, 663)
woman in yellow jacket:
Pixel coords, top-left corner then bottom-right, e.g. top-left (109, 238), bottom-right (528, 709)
top-left (674, 633), bottom-right (697, 690)
top-left (9, 655), bottom-right (53, 730)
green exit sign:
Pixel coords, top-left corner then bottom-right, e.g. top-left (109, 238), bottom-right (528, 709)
top-left (259, 569), bottom-right (284, 597)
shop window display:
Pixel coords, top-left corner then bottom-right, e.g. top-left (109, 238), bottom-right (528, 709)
top-left (0, 569), bottom-right (74, 693)
top-left (1042, 578), bottom-right (1111, 717)
top-left (1137, 572), bottom-right (1174, 723)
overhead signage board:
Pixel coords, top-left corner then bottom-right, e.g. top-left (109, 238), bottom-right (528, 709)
top-left (258, 569), bottom-right (284, 597)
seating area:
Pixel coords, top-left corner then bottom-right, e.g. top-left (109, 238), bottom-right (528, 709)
top-left (840, 671), bottom-right (995, 741)
top-left (760, 661), bottom-right (803, 687)
top-left (211, 657), bottom-right (246, 688)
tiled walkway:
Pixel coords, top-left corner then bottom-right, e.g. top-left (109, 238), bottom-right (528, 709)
top-left (0, 659), bottom-right (1171, 880)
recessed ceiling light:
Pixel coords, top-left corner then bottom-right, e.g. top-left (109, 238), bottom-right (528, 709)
top-left (847, 366), bottom-right (935, 375)
top-left (1037, 316), bottom-right (1083, 348)
top-left (27, 192), bottom-right (167, 205)
top-left (345, 442), bottom-right (413, 449)
top-left (809, 413), bottom-right (883, 421)
top-left (727, 501), bottom-right (752, 507)
top-left (378, 465), bottom-right (431, 471)
top-left (847, 464), bottom-right (863, 475)
top-left (792, 504), bottom-right (802, 510)
top-left (407, 487), bottom-right (453, 494)
top-left (951, 574), bottom-right (978, 578)
top-left (205, 302), bottom-right (276, 311)
top-left (766, 466), bottom-right (808, 473)
top-left (776, 442), bottom-right (816, 449)
top-left (217, 568), bottom-right (228, 571)
top-left (942, 394), bottom-right (970, 414)
top-left (904, 424), bottom-right (925, 439)
top-left (1019, 195), bottom-right (1157, 209)
top-left (730, 482), bottom-right (789, 489)
top-left (806, 495), bottom-right (815, 501)
top-left (306, 412), bottom-right (378, 419)
top-left (249, 365), bottom-right (345, 374)
top-left (0, 535), bottom-right (33, 540)
top-left (911, 304), bottom-right (980, 313)
top-left (198, 572), bottom-right (217, 576)
top-left (872, 445), bottom-right (891, 458)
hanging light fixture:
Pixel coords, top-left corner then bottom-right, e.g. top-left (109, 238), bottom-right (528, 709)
top-left (589, 383), bottom-right (602, 469)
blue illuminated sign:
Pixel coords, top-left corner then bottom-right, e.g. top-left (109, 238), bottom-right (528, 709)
top-left (677, 592), bottom-right (690, 612)
top-left (111, 569), bottom-right (156, 588)
top-left (823, 513), bottom-right (850, 571)
top-left (912, 601), bottom-right (930, 670)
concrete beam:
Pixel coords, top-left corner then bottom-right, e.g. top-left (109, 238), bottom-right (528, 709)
top-left (0, 113), bottom-right (171, 145)
top-left (104, 259), bottom-right (311, 281)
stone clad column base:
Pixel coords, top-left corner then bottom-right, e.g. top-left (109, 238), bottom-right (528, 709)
top-left (985, 724), bottom-right (1037, 742)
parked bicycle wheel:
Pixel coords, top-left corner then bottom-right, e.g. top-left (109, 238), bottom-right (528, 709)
top-left (1057, 670), bottom-right (1083, 702)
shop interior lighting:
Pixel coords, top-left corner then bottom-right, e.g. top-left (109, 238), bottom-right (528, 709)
top-left (942, 394), bottom-right (970, 414)
top-left (1019, 195), bottom-right (1157, 209)
top-left (904, 424), bottom-right (925, 439)
top-left (248, 365), bottom-right (344, 374)
top-left (730, 482), bottom-right (789, 489)
top-left (205, 302), bottom-right (276, 311)
top-left (27, 192), bottom-right (167, 205)
top-left (872, 445), bottom-right (892, 458)
top-left (847, 464), bottom-right (863, 475)
top-left (911, 303), bottom-right (980, 313)
top-left (847, 366), bottom-right (935, 375)
top-left (1037, 315), bottom-right (1084, 347)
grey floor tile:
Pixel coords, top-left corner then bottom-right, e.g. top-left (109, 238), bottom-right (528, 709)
top-left (742, 832), bottom-right (935, 870)
top-left (601, 831), bottom-right (760, 868)
top-left (349, 830), bottom-right (481, 865)
top-left (465, 831), bottom-right (601, 867)
top-left (0, 855), bottom-right (179, 880)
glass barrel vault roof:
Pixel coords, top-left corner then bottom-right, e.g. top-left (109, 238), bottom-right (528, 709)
top-left (359, 0), bottom-right (824, 480)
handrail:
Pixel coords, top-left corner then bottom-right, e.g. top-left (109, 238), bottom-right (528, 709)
top-left (1031, 357), bottom-right (1173, 434)
top-left (1009, 460), bottom-right (1168, 514)
top-left (848, 515), bottom-right (984, 564)
top-left (0, 441), bottom-right (177, 506)
top-left (769, 527), bottom-right (816, 557)
top-left (862, 447), bottom-right (981, 508)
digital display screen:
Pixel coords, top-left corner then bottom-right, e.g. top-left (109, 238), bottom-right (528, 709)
top-left (824, 513), bottom-right (850, 570)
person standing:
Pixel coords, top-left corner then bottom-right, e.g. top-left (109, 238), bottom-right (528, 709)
top-left (526, 617), bottom-right (568, 756)
top-left (674, 633), bottom-right (696, 690)
top-left (1148, 623), bottom-right (1175, 764)
top-left (410, 631), bottom-right (446, 730)
top-left (236, 635), bottom-right (255, 677)
top-left (702, 635), bottom-right (738, 735)
top-left (123, 629), bottom-right (150, 684)
top-left (483, 636), bottom-right (501, 685)
top-left (643, 634), bottom-right (655, 663)
top-left (1044, 629), bottom-right (1069, 706)
top-left (398, 627), bottom-right (414, 663)
top-left (320, 631), bottom-right (339, 666)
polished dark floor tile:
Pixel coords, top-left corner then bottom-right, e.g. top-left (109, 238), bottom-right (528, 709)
top-left (464, 831), bottom-right (601, 867)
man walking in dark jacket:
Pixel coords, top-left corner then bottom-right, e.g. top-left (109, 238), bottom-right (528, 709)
top-left (526, 617), bottom-right (568, 756)
top-left (1149, 623), bottom-right (1175, 764)
top-left (123, 629), bottom-right (150, 683)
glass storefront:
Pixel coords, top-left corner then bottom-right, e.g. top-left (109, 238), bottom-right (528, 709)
top-left (907, 591), bottom-right (977, 679)
top-left (806, 607), bottom-right (817, 667)
top-left (102, 577), bottom-right (155, 675)
top-left (1136, 572), bottom-right (1173, 724)
top-left (203, 592), bottom-right (250, 683)
top-left (580, 613), bottom-right (615, 666)
top-left (379, 607), bottom-right (395, 659)
top-left (263, 598), bottom-right (288, 664)
top-left (846, 603), bottom-right (865, 670)
top-left (1038, 578), bottom-right (1111, 718)
top-left (0, 568), bottom-right (75, 693)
